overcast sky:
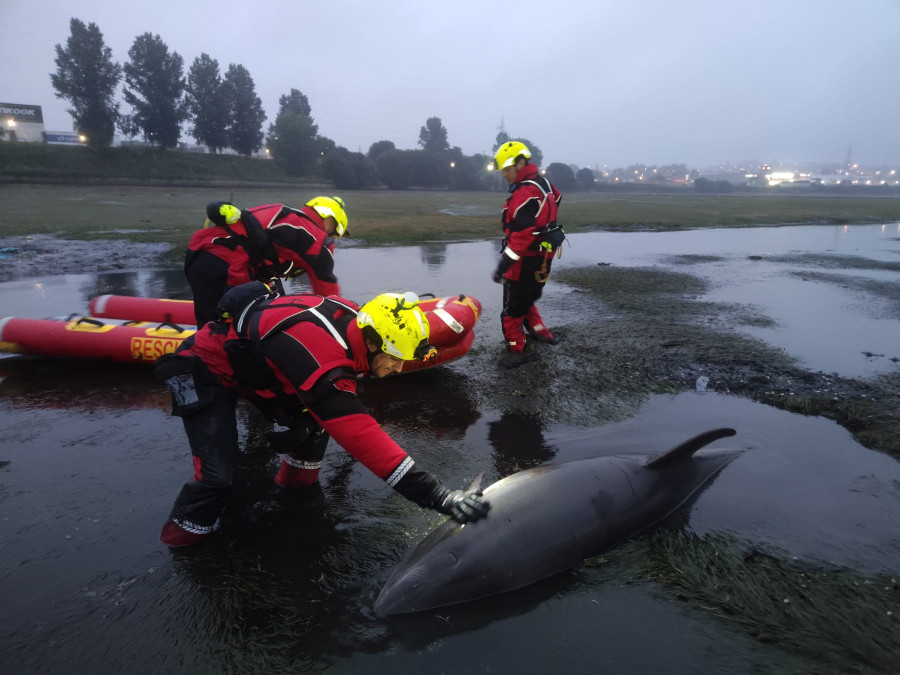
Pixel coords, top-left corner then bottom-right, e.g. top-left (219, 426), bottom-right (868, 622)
top-left (2, 0), bottom-right (898, 169)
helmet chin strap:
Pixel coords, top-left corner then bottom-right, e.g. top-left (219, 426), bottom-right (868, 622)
top-left (363, 337), bottom-right (382, 369)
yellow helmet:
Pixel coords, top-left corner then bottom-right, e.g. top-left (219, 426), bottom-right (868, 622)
top-left (204, 201), bottom-right (242, 228)
top-left (357, 292), bottom-right (437, 361)
top-left (493, 141), bottom-right (531, 170)
top-left (306, 196), bottom-right (348, 237)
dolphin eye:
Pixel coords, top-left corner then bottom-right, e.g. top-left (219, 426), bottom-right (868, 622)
top-left (447, 552), bottom-right (458, 565)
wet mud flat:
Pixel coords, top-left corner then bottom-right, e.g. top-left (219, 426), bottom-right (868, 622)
top-left (0, 235), bottom-right (171, 283)
top-left (1, 231), bottom-right (899, 673)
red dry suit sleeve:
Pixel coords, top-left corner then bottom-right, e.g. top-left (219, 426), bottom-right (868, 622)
top-left (319, 411), bottom-right (410, 479)
top-left (284, 367), bottom-right (445, 506)
top-left (261, 206), bottom-right (341, 295)
top-left (261, 328), bottom-right (408, 480)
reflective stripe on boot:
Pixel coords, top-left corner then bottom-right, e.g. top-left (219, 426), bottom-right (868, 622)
top-left (274, 456), bottom-right (322, 487)
top-left (160, 517), bottom-right (212, 547)
top-left (524, 306), bottom-right (557, 344)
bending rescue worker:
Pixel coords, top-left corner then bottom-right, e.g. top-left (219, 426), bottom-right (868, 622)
top-left (185, 196), bottom-right (348, 326)
top-left (155, 282), bottom-right (490, 547)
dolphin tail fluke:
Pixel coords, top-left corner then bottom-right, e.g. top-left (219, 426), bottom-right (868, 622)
top-left (643, 428), bottom-right (737, 469)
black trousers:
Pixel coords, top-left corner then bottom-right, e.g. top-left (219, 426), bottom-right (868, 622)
top-left (169, 383), bottom-right (240, 528)
top-left (168, 383), bottom-right (329, 529)
top-left (184, 249), bottom-right (232, 326)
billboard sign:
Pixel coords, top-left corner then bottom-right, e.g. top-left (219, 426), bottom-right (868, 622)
top-left (44, 132), bottom-right (82, 145)
top-left (0, 103), bottom-right (44, 124)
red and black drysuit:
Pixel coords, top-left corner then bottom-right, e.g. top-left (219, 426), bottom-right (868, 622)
top-left (184, 203), bottom-right (341, 326)
top-left (494, 164), bottom-right (563, 352)
top-left (155, 282), bottom-right (459, 544)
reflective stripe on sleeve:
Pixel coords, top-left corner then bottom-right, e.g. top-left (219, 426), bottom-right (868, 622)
top-left (386, 456), bottom-right (414, 487)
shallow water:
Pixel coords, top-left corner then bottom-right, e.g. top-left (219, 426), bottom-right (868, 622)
top-left (2, 223), bottom-right (898, 377)
top-left (566, 223), bottom-right (900, 378)
top-left (1, 224), bottom-right (899, 672)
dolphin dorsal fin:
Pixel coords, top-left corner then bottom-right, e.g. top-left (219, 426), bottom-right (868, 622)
top-left (644, 428), bottom-right (736, 469)
top-left (466, 473), bottom-right (484, 492)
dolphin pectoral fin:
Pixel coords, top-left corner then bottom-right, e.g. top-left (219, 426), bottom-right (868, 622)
top-left (643, 428), bottom-right (737, 469)
top-left (466, 472), bottom-right (485, 493)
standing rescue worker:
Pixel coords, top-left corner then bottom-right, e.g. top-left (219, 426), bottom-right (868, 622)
top-left (155, 281), bottom-right (490, 547)
top-left (184, 197), bottom-right (349, 326)
top-left (492, 142), bottom-right (565, 364)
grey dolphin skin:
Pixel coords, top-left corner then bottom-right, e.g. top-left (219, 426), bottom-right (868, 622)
top-left (374, 427), bottom-right (741, 615)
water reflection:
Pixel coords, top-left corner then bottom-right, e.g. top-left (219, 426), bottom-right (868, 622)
top-left (361, 368), bottom-right (481, 440)
top-left (79, 268), bottom-right (193, 304)
top-left (487, 412), bottom-right (557, 475)
top-left (417, 242), bottom-right (447, 271)
top-left (0, 358), bottom-right (167, 411)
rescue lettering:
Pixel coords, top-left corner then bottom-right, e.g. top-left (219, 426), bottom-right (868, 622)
top-left (130, 337), bottom-right (183, 360)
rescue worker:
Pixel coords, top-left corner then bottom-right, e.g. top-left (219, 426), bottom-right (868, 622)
top-left (184, 197), bottom-right (349, 326)
top-left (492, 142), bottom-right (565, 365)
top-left (155, 281), bottom-right (490, 547)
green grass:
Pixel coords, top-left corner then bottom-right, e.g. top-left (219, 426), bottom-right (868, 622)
top-left (2, 142), bottom-right (899, 247)
top-left (2, 184), bottom-right (899, 251)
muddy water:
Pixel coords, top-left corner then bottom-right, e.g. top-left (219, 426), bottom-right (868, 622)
top-left (1, 224), bottom-right (899, 673)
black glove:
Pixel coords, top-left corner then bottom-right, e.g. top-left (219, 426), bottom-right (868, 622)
top-left (492, 268), bottom-right (503, 284)
top-left (438, 487), bottom-right (490, 524)
top-left (391, 462), bottom-right (490, 523)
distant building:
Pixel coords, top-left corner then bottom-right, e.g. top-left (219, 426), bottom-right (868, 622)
top-left (0, 103), bottom-right (84, 145)
top-left (1, 102), bottom-right (46, 142)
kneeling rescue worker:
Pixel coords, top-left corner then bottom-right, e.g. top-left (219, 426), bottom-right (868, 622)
top-left (155, 282), bottom-right (490, 547)
top-left (185, 197), bottom-right (349, 326)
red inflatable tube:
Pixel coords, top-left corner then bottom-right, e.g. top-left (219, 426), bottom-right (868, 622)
top-left (89, 294), bottom-right (196, 326)
top-left (87, 293), bottom-right (483, 348)
top-left (0, 313), bottom-right (477, 373)
top-left (0, 316), bottom-right (195, 364)
top-left (400, 330), bottom-right (475, 374)
top-left (417, 294), bottom-right (482, 348)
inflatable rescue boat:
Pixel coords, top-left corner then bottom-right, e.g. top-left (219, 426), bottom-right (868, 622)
top-left (0, 316), bottom-right (194, 364)
top-left (88, 293), bottom-right (482, 348)
top-left (2, 293), bottom-right (482, 371)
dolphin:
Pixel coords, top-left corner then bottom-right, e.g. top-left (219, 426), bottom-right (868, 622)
top-left (375, 427), bottom-right (740, 615)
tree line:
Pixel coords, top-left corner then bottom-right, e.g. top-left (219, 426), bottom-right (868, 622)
top-left (48, 18), bottom-right (666, 193)
top-left (52, 18), bottom-right (268, 156)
